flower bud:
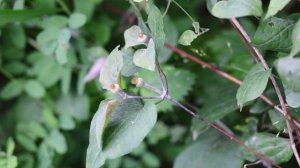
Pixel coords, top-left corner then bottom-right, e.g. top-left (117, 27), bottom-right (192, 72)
top-left (110, 84), bottom-right (120, 93)
top-left (131, 77), bottom-right (144, 87)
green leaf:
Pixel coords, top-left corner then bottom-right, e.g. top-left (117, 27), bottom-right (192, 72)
top-left (33, 57), bottom-right (64, 87)
top-left (211, 0), bottom-right (263, 19)
top-left (46, 130), bottom-right (67, 154)
top-left (99, 46), bottom-right (123, 91)
top-left (40, 15), bottom-right (68, 29)
top-left (236, 63), bottom-right (271, 109)
top-left (253, 17), bottom-right (295, 52)
top-left (2, 23), bottom-right (26, 49)
top-left (289, 19), bottom-right (300, 57)
top-left (24, 80), bottom-right (45, 99)
top-left (0, 80), bottom-right (23, 100)
top-left (86, 100), bottom-right (118, 168)
top-left (265, 0), bottom-right (290, 20)
top-left (3, 62), bottom-right (27, 75)
top-left (0, 8), bottom-right (56, 25)
top-left (147, 4), bottom-right (165, 54)
top-left (133, 39), bottom-right (156, 71)
top-left (174, 129), bottom-right (243, 168)
top-left (6, 138), bottom-right (15, 156)
top-left (56, 94), bottom-right (90, 121)
top-left (121, 48), bottom-right (140, 77)
top-left (68, 13), bottom-right (87, 29)
top-left (86, 100), bottom-right (157, 167)
top-left (241, 133), bottom-right (293, 164)
top-left (268, 109), bottom-right (285, 131)
top-left (276, 56), bottom-right (300, 108)
top-left (103, 102), bottom-right (157, 159)
top-left (178, 30), bottom-right (198, 46)
top-left (74, 0), bottom-right (103, 19)
top-left (124, 25), bottom-right (147, 50)
top-left (55, 45), bottom-right (68, 65)
top-left (36, 28), bottom-right (60, 56)
top-left (58, 29), bottom-right (71, 45)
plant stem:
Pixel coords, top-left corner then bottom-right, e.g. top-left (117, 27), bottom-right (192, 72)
top-left (230, 17), bottom-right (300, 167)
top-left (141, 81), bottom-right (282, 168)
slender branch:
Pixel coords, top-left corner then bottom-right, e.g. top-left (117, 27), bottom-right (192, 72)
top-left (140, 80), bottom-right (282, 168)
top-left (230, 18), bottom-right (300, 166)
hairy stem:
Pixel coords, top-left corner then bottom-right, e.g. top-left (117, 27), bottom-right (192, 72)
top-left (230, 18), bottom-right (300, 167)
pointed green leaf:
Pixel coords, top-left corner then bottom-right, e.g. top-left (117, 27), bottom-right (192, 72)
top-left (68, 13), bottom-right (87, 29)
top-left (253, 17), bottom-right (294, 52)
top-left (99, 46), bottom-right (123, 91)
top-left (276, 57), bottom-right (300, 108)
top-left (86, 100), bottom-right (117, 168)
top-left (121, 48), bottom-right (140, 77)
top-left (147, 4), bottom-right (165, 54)
top-left (265, 0), bottom-right (290, 20)
top-left (178, 30), bottom-right (198, 46)
top-left (211, 0), bottom-right (263, 19)
top-left (0, 80), bottom-right (23, 100)
top-left (289, 19), bottom-right (300, 57)
top-left (241, 133), bottom-right (293, 164)
top-left (24, 80), bottom-right (45, 99)
top-left (237, 63), bottom-right (271, 108)
top-left (133, 39), bottom-right (156, 71)
top-left (124, 25), bottom-right (147, 49)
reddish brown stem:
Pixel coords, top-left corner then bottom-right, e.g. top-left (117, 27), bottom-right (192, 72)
top-left (230, 18), bottom-right (300, 167)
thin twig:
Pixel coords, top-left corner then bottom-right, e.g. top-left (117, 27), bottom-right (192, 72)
top-left (230, 18), bottom-right (300, 167)
top-left (141, 81), bottom-right (282, 168)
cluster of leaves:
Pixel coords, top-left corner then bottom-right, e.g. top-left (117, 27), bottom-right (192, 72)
top-left (1, 0), bottom-right (300, 168)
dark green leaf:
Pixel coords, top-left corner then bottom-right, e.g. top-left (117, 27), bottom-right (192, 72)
top-left (253, 17), bottom-right (295, 52)
top-left (289, 19), bottom-right (300, 57)
top-left (241, 133), bottom-right (293, 164)
top-left (174, 129), bottom-right (243, 168)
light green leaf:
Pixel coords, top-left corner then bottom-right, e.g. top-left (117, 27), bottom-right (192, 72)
top-left (6, 138), bottom-right (15, 156)
top-left (289, 19), bottom-right (300, 57)
top-left (24, 80), bottom-right (45, 99)
top-left (74, 0), bottom-right (103, 19)
top-left (33, 57), bottom-right (64, 87)
top-left (174, 129), bottom-right (243, 168)
top-left (276, 56), bottom-right (300, 108)
top-left (55, 45), bottom-right (68, 65)
top-left (58, 29), bottom-right (71, 45)
top-left (211, 0), bottom-right (263, 19)
top-left (268, 109), bottom-right (285, 131)
top-left (103, 102), bottom-right (157, 159)
top-left (86, 100), bottom-right (117, 168)
top-left (178, 30), bottom-right (198, 46)
top-left (253, 17), bottom-right (294, 52)
top-left (99, 46), bottom-right (123, 91)
top-left (133, 39), bottom-right (156, 71)
top-left (0, 80), bottom-right (23, 100)
top-left (36, 28), bottom-right (60, 56)
top-left (68, 13), bottom-right (87, 29)
top-left (124, 25), bottom-right (147, 49)
top-left (59, 114), bottom-right (75, 130)
top-left (40, 15), bottom-right (68, 29)
top-left (121, 48), bottom-right (140, 77)
top-left (86, 100), bottom-right (157, 167)
top-left (147, 4), bottom-right (165, 54)
top-left (236, 63), bottom-right (271, 108)
top-left (46, 130), bottom-right (67, 154)
top-left (133, 0), bottom-right (144, 2)
top-left (265, 0), bottom-right (290, 20)
top-left (241, 133), bottom-right (293, 164)
top-left (56, 94), bottom-right (90, 121)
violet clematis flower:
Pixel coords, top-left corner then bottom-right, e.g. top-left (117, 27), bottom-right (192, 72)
top-left (84, 57), bottom-right (106, 82)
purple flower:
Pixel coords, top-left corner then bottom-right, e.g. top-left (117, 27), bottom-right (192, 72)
top-left (84, 57), bottom-right (106, 82)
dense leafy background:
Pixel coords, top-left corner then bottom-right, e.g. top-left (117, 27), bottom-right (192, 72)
top-left (1, 0), bottom-right (300, 168)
